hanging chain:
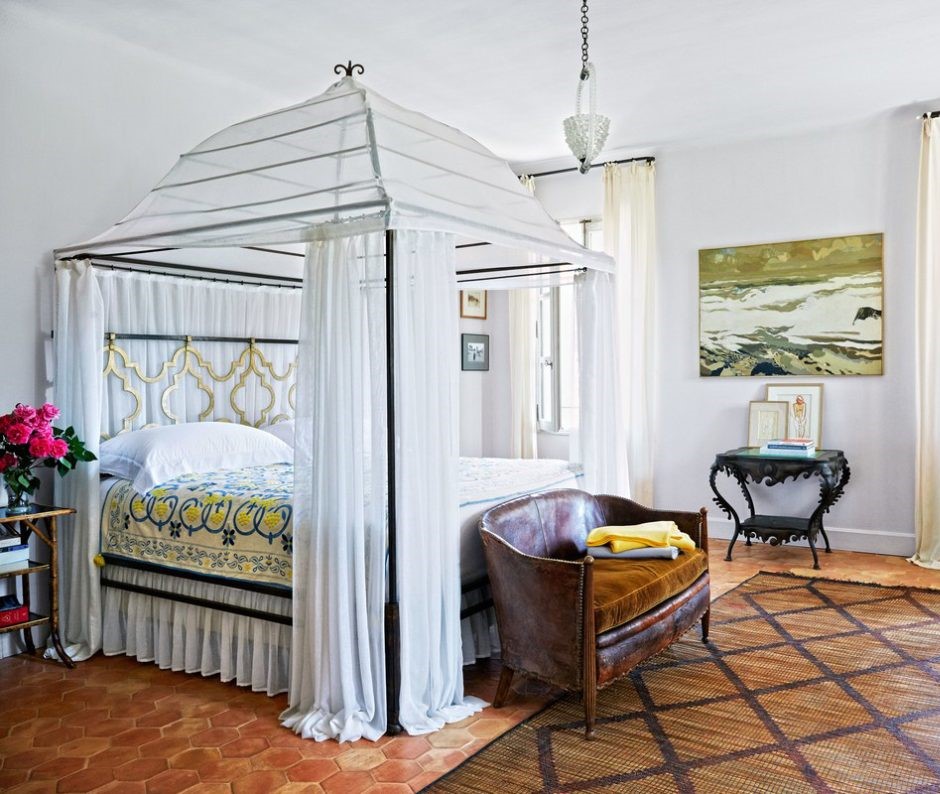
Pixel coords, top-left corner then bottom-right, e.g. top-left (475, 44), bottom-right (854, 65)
top-left (580, 0), bottom-right (590, 79)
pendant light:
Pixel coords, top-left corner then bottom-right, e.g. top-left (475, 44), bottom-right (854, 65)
top-left (563, 0), bottom-right (610, 173)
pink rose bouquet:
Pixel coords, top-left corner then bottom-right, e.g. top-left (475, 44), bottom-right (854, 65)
top-left (0, 402), bottom-right (95, 513)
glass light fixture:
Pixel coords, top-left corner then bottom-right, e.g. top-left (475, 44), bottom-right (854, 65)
top-left (563, 0), bottom-right (610, 173)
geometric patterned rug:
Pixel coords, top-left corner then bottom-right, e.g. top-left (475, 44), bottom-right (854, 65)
top-left (426, 572), bottom-right (940, 793)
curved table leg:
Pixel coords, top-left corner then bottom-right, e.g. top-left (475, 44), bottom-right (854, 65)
top-left (807, 527), bottom-right (820, 570)
top-left (710, 463), bottom-right (744, 561)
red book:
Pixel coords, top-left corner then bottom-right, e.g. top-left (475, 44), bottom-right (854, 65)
top-left (0, 605), bottom-right (29, 626)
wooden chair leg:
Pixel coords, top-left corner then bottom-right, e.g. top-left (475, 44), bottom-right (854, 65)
top-left (701, 607), bottom-right (711, 643)
top-left (584, 687), bottom-right (596, 740)
top-left (493, 665), bottom-right (514, 708)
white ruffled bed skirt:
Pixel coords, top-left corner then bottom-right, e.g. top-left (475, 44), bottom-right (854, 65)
top-left (101, 566), bottom-right (497, 692)
top-left (101, 566), bottom-right (291, 694)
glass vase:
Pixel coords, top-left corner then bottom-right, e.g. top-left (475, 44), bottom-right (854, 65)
top-left (5, 488), bottom-right (32, 515)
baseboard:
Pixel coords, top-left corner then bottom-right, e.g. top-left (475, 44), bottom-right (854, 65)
top-left (706, 518), bottom-right (915, 557)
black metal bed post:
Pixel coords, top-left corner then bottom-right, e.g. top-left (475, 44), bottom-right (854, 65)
top-left (384, 228), bottom-right (402, 735)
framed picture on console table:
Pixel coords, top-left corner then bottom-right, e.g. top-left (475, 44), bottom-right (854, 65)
top-left (765, 383), bottom-right (823, 445)
top-left (747, 400), bottom-right (789, 447)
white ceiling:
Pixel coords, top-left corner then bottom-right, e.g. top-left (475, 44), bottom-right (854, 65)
top-left (16, 0), bottom-right (940, 166)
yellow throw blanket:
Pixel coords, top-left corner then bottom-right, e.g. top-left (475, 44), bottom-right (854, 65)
top-left (586, 521), bottom-right (695, 553)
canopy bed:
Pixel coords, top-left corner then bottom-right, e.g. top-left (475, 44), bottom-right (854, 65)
top-left (52, 66), bottom-right (624, 741)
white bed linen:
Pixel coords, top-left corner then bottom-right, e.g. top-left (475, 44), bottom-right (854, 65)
top-left (99, 456), bottom-right (583, 689)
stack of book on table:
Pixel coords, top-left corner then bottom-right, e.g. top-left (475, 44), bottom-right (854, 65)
top-left (0, 527), bottom-right (29, 573)
top-left (759, 438), bottom-right (816, 456)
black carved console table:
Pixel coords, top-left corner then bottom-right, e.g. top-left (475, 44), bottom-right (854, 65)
top-left (709, 448), bottom-right (850, 570)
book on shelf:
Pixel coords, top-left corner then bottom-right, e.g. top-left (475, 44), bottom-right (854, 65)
top-left (0, 595), bottom-right (29, 626)
top-left (0, 557), bottom-right (31, 574)
top-left (0, 531), bottom-right (23, 549)
top-left (0, 545), bottom-right (29, 564)
top-left (759, 445), bottom-right (816, 457)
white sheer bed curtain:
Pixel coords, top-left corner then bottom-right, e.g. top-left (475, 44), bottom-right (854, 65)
top-left (604, 161), bottom-right (656, 504)
top-left (54, 262), bottom-right (301, 688)
top-left (913, 116), bottom-right (940, 569)
top-left (509, 175), bottom-right (539, 458)
top-left (576, 269), bottom-right (630, 496)
top-left (283, 230), bottom-right (482, 742)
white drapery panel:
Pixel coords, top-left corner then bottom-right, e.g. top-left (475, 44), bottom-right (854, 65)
top-left (282, 233), bottom-right (388, 742)
top-left (576, 269), bottom-right (630, 496)
top-left (913, 117), bottom-right (940, 569)
top-left (394, 230), bottom-right (486, 733)
top-left (604, 162), bottom-right (656, 505)
top-left (54, 261), bottom-right (105, 662)
top-left (53, 263), bottom-right (301, 665)
top-left (508, 175), bottom-right (539, 459)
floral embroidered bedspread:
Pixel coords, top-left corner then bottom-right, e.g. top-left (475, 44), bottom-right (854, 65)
top-left (101, 464), bottom-right (293, 589)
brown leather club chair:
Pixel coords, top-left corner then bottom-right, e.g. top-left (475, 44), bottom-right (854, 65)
top-left (479, 489), bottom-right (710, 739)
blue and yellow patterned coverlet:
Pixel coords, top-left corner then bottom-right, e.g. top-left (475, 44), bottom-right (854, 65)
top-left (101, 464), bottom-right (293, 589)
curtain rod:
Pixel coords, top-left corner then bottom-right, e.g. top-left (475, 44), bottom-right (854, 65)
top-left (64, 255), bottom-right (304, 288)
top-left (105, 332), bottom-right (299, 345)
top-left (457, 266), bottom-right (586, 284)
top-left (526, 155), bottom-right (655, 179)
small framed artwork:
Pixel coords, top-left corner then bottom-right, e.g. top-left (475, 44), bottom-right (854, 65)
top-left (461, 333), bottom-right (489, 371)
top-left (460, 290), bottom-right (487, 320)
top-left (765, 383), bottom-right (823, 445)
top-left (747, 401), bottom-right (789, 447)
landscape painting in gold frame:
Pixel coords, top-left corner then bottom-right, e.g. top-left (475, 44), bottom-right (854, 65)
top-left (699, 233), bottom-right (883, 377)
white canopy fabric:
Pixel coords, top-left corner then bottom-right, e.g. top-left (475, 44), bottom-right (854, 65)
top-left (55, 76), bottom-right (612, 275)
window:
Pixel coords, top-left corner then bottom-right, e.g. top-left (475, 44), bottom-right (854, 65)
top-left (536, 219), bottom-right (603, 433)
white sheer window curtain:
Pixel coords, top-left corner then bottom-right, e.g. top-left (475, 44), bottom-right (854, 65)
top-left (913, 116), bottom-right (940, 569)
top-left (509, 175), bottom-right (539, 458)
top-left (603, 161), bottom-right (657, 504)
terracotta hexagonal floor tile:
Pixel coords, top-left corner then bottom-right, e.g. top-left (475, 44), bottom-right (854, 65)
top-left (286, 758), bottom-right (340, 783)
top-left (96, 780), bottom-right (148, 794)
top-left (33, 725), bottom-right (85, 747)
top-left (131, 685), bottom-right (177, 704)
top-left (335, 748), bottom-right (386, 771)
top-left (85, 717), bottom-right (135, 738)
top-left (381, 736), bottom-right (430, 760)
top-left (194, 756), bottom-right (253, 782)
top-left (249, 745), bottom-right (303, 769)
top-left (56, 766), bottom-right (116, 793)
top-left (112, 699), bottom-right (160, 720)
top-left (111, 727), bottom-right (164, 747)
top-left (364, 783), bottom-right (414, 793)
top-left (56, 736), bottom-right (111, 758)
top-left (371, 758), bottom-right (423, 784)
top-left (466, 717), bottom-right (511, 740)
top-left (407, 770), bottom-right (445, 791)
top-left (135, 709), bottom-right (182, 728)
top-left (145, 767), bottom-right (201, 794)
top-left (114, 756), bottom-right (170, 781)
top-left (168, 747), bottom-right (222, 770)
top-left (189, 726), bottom-right (240, 747)
top-left (10, 715), bottom-right (60, 737)
top-left (86, 745), bottom-right (142, 770)
top-left (0, 746), bottom-right (58, 770)
top-left (221, 736), bottom-right (270, 758)
top-left (231, 769), bottom-right (289, 793)
top-left (66, 708), bottom-right (110, 728)
top-left (426, 728), bottom-right (474, 750)
top-left (0, 768), bottom-right (29, 790)
top-left (236, 717), bottom-right (282, 738)
top-left (27, 754), bottom-right (86, 780)
top-left (416, 749), bottom-right (465, 773)
top-left (0, 706), bottom-right (38, 730)
top-left (321, 770), bottom-right (376, 793)
top-left (138, 736), bottom-right (193, 759)
top-left (160, 717), bottom-right (211, 738)
top-left (209, 708), bottom-right (256, 728)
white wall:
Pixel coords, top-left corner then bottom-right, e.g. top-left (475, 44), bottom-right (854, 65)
top-left (533, 109), bottom-right (925, 556)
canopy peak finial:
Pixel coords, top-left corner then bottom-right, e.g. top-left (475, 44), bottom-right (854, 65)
top-left (334, 61), bottom-right (365, 77)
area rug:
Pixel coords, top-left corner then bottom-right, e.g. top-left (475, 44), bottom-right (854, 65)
top-left (427, 572), bottom-right (940, 793)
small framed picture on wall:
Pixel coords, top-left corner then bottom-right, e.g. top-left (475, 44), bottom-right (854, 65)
top-left (461, 333), bottom-right (489, 371)
top-left (460, 289), bottom-right (487, 320)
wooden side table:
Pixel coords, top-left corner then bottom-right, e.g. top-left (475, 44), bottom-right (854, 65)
top-left (0, 504), bottom-right (75, 667)
top-left (709, 448), bottom-right (850, 570)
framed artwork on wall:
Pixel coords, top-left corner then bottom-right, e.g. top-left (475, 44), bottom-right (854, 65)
top-left (699, 233), bottom-right (883, 377)
top-left (747, 400), bottom-right (789, 447)
top-left (460, 289), bottom-right (487, 320)
top-left (766, 383), bottom-right (823, 445)
top-left (461, 333), bottom-right (489, 371)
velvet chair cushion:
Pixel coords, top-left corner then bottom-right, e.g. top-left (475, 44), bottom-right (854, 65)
top-left (592, 548), bottom-right (709, 634)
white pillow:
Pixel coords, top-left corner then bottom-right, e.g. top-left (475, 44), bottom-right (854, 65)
top-left (99, 423), bottom-right (293, 493)
top-left (262, 419), bottom-right (295, 448)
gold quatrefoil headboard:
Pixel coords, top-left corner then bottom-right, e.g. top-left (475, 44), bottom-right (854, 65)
top-left (101, 332), bottom-right (298, 439)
